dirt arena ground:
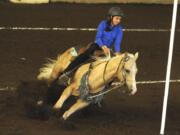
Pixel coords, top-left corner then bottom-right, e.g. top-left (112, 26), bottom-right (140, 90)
top-left (0, 2), bottom-right (180, 135)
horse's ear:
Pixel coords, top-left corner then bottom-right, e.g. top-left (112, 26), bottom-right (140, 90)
top-left (134, 52), bottom-right (139, 61)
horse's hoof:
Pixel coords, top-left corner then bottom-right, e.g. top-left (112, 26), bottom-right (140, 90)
top-left (53, 103), bottom-right (62, 110)
top-left (52, 106), bottom-right (58, 110)
top-left (62, 111), bottom-right (68, 120)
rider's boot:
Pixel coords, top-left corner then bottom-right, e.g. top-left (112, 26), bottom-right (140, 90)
top-left (57, 72), bottom-right (70, 86)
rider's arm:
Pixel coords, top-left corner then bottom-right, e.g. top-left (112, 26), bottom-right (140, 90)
top-left (114, 27), bottom-right (123, 52)
top-left (95, 21), bottom-right (105, 47)
top-left (102, 45), bottom-right (110, 56)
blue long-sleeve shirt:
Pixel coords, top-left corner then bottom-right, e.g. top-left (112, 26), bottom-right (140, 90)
top-left (95, 20), bottom-right (123, 52)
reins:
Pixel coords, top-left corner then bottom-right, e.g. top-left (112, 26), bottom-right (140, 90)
top-left (87, 82), bottom-right (124, 100)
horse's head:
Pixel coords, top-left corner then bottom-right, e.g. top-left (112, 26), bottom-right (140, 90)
top-left (117, 52), bottom-right (139, 95)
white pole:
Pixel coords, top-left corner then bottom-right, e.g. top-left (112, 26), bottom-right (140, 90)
top-left (160, 0), bottom-right (178, 134)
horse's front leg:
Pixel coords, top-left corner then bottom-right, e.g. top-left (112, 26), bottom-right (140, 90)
top-left (62, 99), bottom-right (90, 120)
top-left (53, 84), bottom-right (74, 110)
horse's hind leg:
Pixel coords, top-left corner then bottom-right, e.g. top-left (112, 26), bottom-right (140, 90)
top-left (62, 99), bottom-right (90, 120)
top-left (53, 84), bottom-right (74, 110)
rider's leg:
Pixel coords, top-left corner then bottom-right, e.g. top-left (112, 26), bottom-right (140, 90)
top-left (62, 43), bottom-right (101, 75)
top-left (57, 43), bottom-right (101, 85)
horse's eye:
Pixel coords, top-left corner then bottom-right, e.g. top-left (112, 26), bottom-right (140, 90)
top-left (125, 69), bottom-right (130, 74)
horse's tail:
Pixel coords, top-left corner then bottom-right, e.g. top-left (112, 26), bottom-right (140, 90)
top-left (37, 58), bottom-right (57, 81)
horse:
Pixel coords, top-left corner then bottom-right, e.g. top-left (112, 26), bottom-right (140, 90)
top-left (52, 52), bottom-right (139, 120)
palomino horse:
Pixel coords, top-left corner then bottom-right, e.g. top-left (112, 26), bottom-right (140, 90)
top-left (52, 52), bottom-right (139, 120)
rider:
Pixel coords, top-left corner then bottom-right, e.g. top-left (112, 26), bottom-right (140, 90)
top-left (59, 7), bottom-right (124, 82)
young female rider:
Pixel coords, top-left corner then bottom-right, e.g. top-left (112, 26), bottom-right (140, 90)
top-left (59, 7), bottom-right (124, 81)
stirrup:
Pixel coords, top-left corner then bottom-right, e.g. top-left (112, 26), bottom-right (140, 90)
top-left (57, 72), bottom-right (70, 86)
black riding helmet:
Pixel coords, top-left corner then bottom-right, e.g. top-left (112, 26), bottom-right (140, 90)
top-left (107, 7), bottom-right (124, 20)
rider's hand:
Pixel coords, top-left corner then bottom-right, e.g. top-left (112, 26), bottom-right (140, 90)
top-left (102, 45), bottom-right (110, 56)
